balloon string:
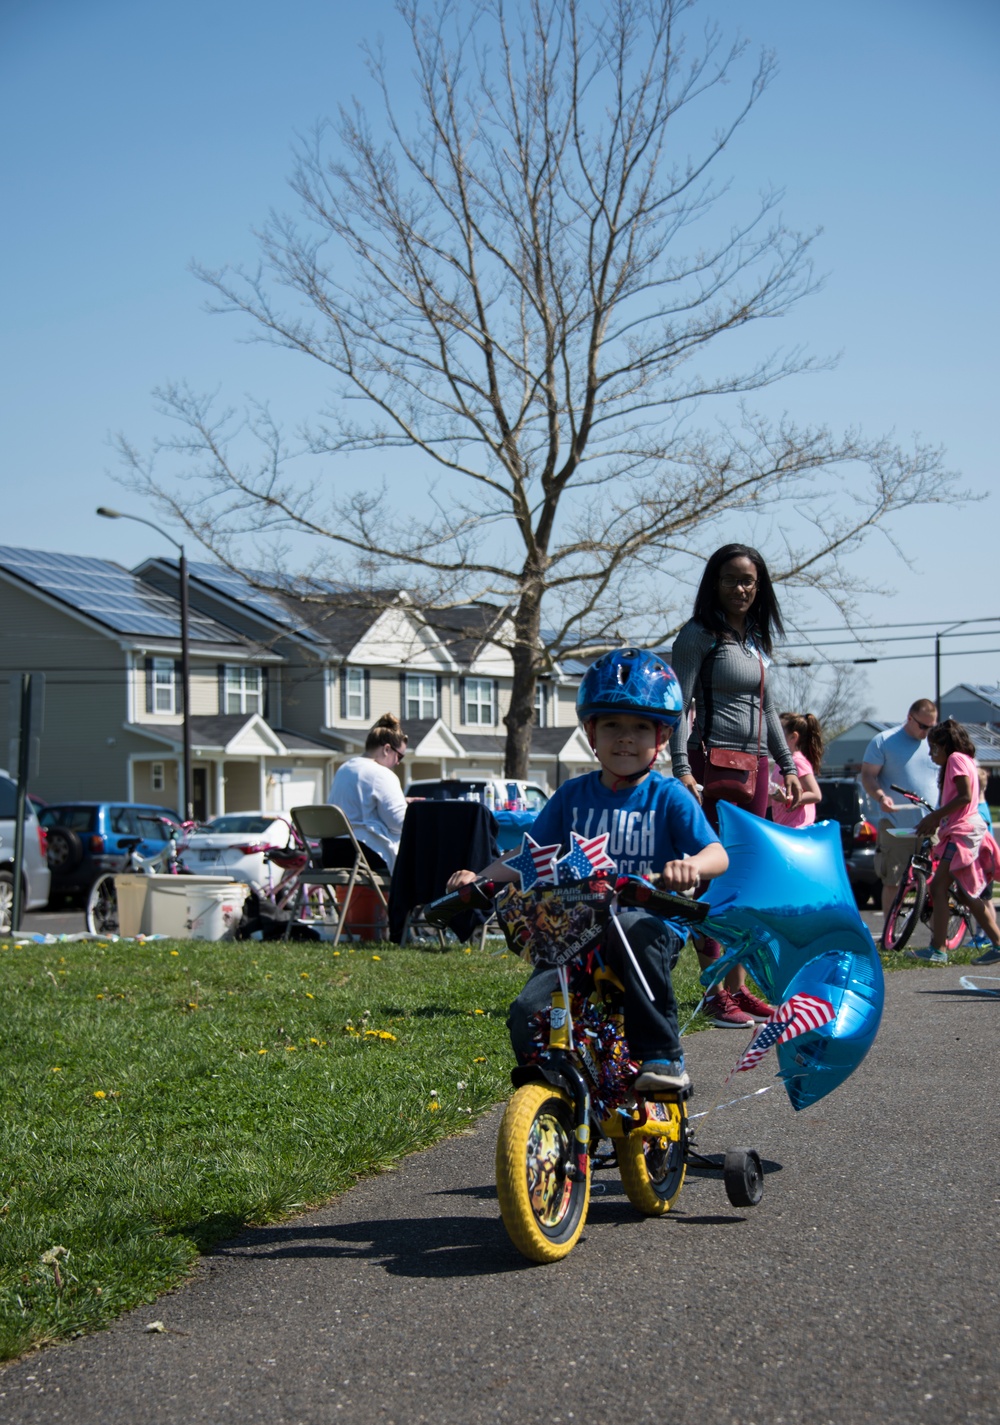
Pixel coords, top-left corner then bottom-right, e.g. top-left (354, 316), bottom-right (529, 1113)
top-left (608, 906), bottom-right (656, 1002)
top-left (689, 1085), bottom-right (772, 1120)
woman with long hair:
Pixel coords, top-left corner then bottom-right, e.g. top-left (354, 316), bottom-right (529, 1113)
top-left (908, 718), bottom-right (1000, 964)
top-left (328, 712), bottom-right (409, 871)
top-left (771, 712), bottom-right (823, 828)
top-left (669, 543), bottom-right (800, 1026)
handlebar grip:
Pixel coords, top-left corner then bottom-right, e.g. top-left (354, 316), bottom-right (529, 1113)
top-left (614, 876), bottom-right (709, 923)
top-left (889, 784), bottom-right (933, 811)
top-left (423, 880), bottom-right (496, 927)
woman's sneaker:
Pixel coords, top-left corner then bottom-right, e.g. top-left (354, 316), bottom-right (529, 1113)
top-left (730, 987), bottom-right (774, 1022)
top-left (704, 988), bottom-right (755, 1027)
top-left (634, 1059), bottom-right (691, 1092)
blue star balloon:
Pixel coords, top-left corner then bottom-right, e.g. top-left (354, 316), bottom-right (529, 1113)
top-left (698, 803), bottom-right (884, 1111)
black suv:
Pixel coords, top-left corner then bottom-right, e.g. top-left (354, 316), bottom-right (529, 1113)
top-left (815, 777), bottom-right (881, 906)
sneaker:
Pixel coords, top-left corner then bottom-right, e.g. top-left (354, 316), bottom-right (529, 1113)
top-left (730, 986), bottom-right (774, 1022)
top-left (704, 988), bottom-right (756, 1027)
top-left (972, 946), bottom-right (1000, 966)
top-left (634, 1059), bottom-right (691, 1093)
top-left (969, 932), bottom-right (992, 950)
top-left (905, 946), bottom-right (949, 964)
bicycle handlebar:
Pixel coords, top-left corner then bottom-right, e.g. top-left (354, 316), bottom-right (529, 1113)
top-left (889, 784), bottom-right (935, 814)
top-left (422, 874), bottom-right (710, 931)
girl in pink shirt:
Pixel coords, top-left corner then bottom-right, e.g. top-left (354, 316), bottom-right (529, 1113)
top-left (771, 713), bottom-right (823, 828)
top-left (913, 719), bottom-right (1000, 962)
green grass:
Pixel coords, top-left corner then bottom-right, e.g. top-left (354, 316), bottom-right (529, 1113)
top-left (3, 919), bottom-right (973, 1362)
top-left (0, 933), bottom-right (712, 1360)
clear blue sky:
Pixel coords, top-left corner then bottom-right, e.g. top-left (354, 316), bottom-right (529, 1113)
top-left (2, 0), bottom-right (998, 719)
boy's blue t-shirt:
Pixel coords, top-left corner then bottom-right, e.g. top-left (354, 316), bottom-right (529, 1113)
top-left (528, 770), bottom-right (719, 881)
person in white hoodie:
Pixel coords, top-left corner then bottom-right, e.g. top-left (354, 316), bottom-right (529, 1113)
top-left (328, 713), bottom-right (409, 871)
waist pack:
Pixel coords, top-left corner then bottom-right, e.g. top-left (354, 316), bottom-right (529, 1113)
top-left (701, 747), bottom-right (759, 808)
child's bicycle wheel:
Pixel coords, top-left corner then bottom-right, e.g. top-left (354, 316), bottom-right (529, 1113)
top-left (942, 888), bottom-right (969, 952)
top-left (882, 868), bottom-right (925, 951)
top-left (495, 1082), bottom-right (590, 1263)
top-left (86, 873), bottom-right (119, 936)
top-left (617, 1099), bottom-right (686, 1215)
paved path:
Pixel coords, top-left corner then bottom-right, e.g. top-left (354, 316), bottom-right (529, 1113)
top-left (2, 961), bottom-right (998, 1424)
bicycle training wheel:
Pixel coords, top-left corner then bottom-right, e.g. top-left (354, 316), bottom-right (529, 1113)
top-left (881, 869), bottom-right (925, 952)
top-left (495, 1082), bottom-right (590, 1263)
top-left (617, 1100), bottom-right (687, 1215)
top-left (86, 874), bottom-right (120, 936)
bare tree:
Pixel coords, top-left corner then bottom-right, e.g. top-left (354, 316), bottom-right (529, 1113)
top-left (770, 662), bottom-right (875, 742)
top-left (119, 0), bottom-right (961, 776)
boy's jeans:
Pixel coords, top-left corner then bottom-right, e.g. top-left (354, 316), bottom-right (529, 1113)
top-left (507, 909), bottom-right (685, 1065)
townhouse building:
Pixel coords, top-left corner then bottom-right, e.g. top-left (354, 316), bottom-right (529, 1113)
top-left (1, 545), bottom-right (593, 819)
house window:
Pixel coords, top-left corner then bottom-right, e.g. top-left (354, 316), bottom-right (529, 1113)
top-left (151, 762), bottom-right (165, 792)
top-left (405, 674), bottom-right (438, 720)
top-left (533, 682), bottom-right (547, 728)
top-left (463, 677), bottom-right (495, 726)
top-left (153, 658), bottom-right (175, 714)
top-left (225, 665), bottom-right (262, 714)
top-left (344, 667), bottom-right (366, 720)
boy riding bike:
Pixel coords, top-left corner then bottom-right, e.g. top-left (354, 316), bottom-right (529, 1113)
top-left (446, 648), bottom-right (728, 1093)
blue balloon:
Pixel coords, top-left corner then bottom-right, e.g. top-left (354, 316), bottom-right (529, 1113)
top-left (697, 803), bottom-right (884, 1110)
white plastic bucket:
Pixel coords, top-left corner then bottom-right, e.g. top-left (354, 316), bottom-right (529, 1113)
top-left (114, 874), bottom-right (239, 937)
top-left (146, 878), bottom-right (249, 940)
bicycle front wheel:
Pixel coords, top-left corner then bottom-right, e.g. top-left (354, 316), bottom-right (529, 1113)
top-left (882, 869), bottom-right (925, 952)
top-left (495, 1083), bottom-right (590, 1263)
top-left (86, 874), bottom-right (119, 936)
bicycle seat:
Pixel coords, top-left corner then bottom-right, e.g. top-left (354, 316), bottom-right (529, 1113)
top-left (117, 837), bottom-right (143, 852)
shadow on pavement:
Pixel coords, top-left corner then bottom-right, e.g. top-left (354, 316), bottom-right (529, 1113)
top-left (215, 1213), bottom-right (530, 1278)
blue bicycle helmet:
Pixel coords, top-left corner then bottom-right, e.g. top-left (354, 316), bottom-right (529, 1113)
top-left (575, 647), bottom-right (683, 731)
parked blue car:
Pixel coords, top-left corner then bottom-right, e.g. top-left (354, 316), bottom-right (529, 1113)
top-left (38, 801), bottom-right (184, 898)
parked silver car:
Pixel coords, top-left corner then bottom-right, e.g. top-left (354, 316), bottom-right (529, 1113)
top-left (0, 771), bottom-right (52, 930)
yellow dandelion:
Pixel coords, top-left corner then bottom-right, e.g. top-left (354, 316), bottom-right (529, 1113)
top-left (464, 947), bottom-right (472, 955)
top-left (50, 1066), bottom-right (62, 1073)
top-left (93, 1090), bottom-right (106, 1100)
top-left (309, 1037), bottom-right (320, 1045)
top-left (305, 991), bottom-right (314, 999)
top-left (473, 1008), bottom-right (485, 1015)
top-left (258, 1048), bottom-right (268, 1055)
top-left (170, 950), bottom-right (179, 956)
top-left (285, 1045), bottom-right (297, 1052)
top-left (474, 1056), bottom-right (487, 1063)
top-left (187, 1002), bottom-right (198, 1010)
top-left (372, 954), bottom-right (381, 961)
top-left (427, 1100), bottom-right (440, 1112)
top-left (300, 972), bottom-right (310, 979)
top-left (332, 950), bottom-right (341, 957)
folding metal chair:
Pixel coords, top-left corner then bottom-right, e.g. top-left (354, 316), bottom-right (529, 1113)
top-left (286, 805), bottom-right (391, 946)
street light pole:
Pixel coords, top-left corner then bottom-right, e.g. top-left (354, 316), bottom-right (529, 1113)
top-left (97, 507), bottom-right (193, 820)
top-left (932, 618), bottom-right (1000, 711)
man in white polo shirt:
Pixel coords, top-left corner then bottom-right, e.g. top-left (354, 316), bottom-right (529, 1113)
top-left (860, 699), bottom-right (939, 918)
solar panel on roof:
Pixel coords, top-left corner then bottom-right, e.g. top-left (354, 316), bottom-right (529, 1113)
top-left (184, 561), bottom-right (325, 643)
top-left (0, 546), bottom-right (239, 643)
